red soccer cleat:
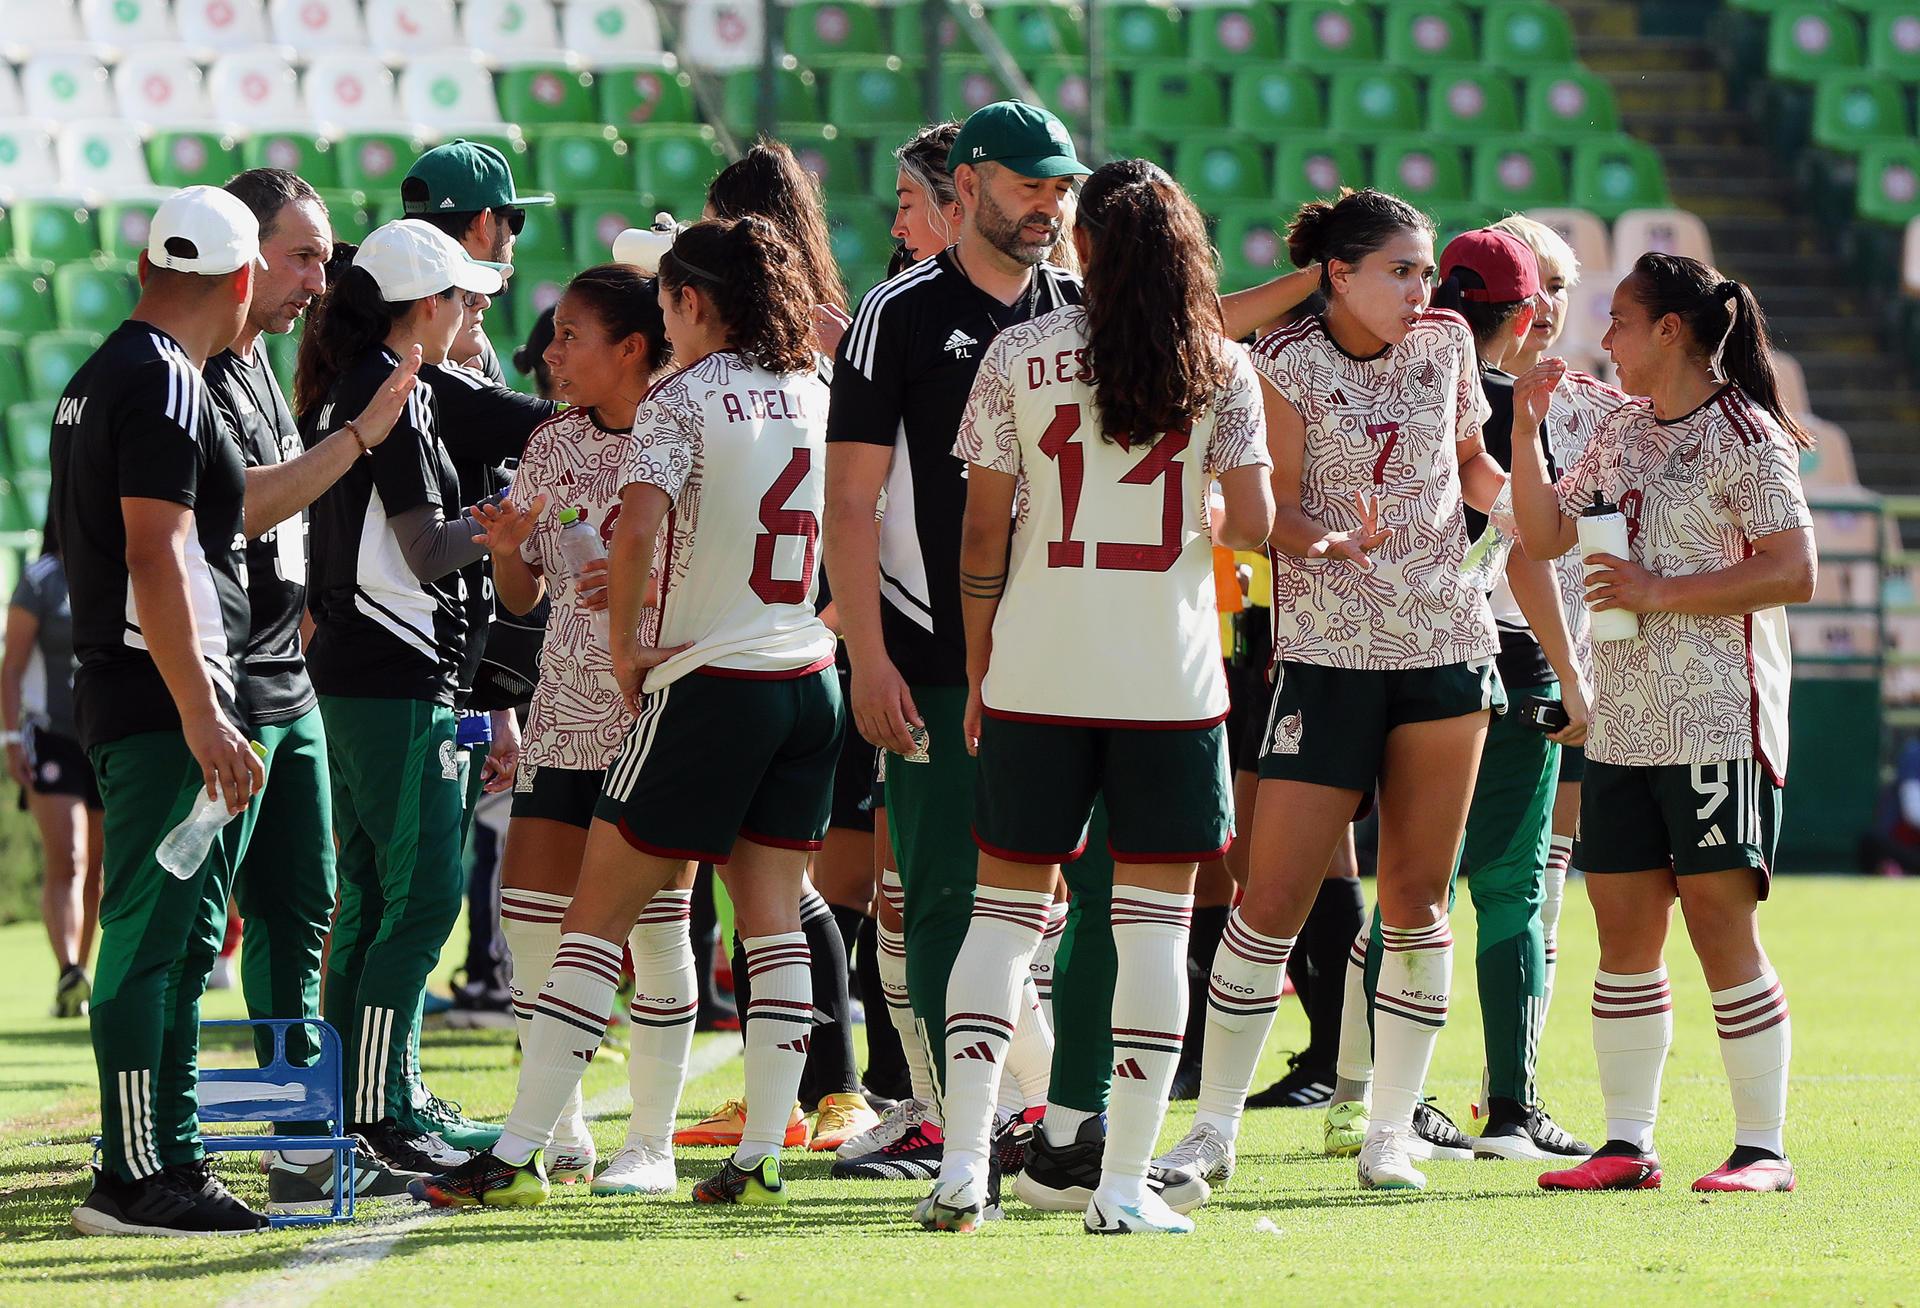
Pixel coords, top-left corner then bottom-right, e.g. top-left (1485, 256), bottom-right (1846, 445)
top-left (1693, 1155), bottom-right (1796, 1192)
top-left (1538, 1148), bottom-right (1662, 1191)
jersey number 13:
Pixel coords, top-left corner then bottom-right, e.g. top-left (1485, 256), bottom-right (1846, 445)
top-left (1039, 403), bottom-right (1189, 574)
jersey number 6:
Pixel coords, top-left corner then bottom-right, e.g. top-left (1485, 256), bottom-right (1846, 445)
top-left (750, 447), bottom-right (819, 605)
top-left (1038, 403), bottom-right (1190, 573)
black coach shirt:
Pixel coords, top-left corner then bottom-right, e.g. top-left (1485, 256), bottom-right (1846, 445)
top-left (1469, 364), bottom-right (1553, 691)
top-left (51, 321), bottom-right (251, 749)
top-left (204, 344), bottom-right (317, 727)
top-left (827, 251), bottom-right (1081, 685)
top-left (303, 348), bottom-right (468, 705)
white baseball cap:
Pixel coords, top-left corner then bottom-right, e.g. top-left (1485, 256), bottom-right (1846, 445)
top-left (147, 185), bottom-right (261, 276)
top-left (353, 219), bottom-right (504, 302)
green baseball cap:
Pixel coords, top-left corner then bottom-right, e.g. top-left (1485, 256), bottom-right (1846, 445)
top-left (402, 140), bottom-right (554, 216)
top-left (947, 101), bottom-right (1090, 179)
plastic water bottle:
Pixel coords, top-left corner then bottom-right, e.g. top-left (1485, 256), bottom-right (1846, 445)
top-left (158, 740), bottom-right (269, 880)
top-left (611, 213), bottom-right (680, 274)
top-left (1578, 490), bottom-right (1640, 643)
top-left (557, 506), bottom-right (611, 650)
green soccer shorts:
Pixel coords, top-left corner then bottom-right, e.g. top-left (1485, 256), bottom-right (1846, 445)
top-left (1256, 657), bottom-right (1504, 793)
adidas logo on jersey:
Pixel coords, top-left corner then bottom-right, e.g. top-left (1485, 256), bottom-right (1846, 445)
top-left (1698, 825), bottom-right (1728, 849)
top-left (943, 329), bottom-right (979, 359)
top-left (1113, 1057), bottom-right (1147, 1080)
top-left (953, 1041), bottom-right (996, 1063)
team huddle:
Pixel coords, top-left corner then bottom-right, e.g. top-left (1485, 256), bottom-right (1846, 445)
top-left (48, 97), bottom-right (1816, 1239)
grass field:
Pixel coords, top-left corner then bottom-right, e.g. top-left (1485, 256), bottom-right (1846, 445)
top-left (0, 878), bottom-right (1914, 1307)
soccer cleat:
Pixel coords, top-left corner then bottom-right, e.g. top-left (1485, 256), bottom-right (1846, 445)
top-left (593, 1139), bottom-right (677, 1195)
top-left (1152, 1121), bottom-right (1236, 1190)
top-left (548, 1143), bottom-right (598, 1185)
top-left (409, 1149), bottom-right (550, 1209)
top-left (809, 1092), bottom-right (881, 1153)
top-left (1693, 1149), bottom-right (1795, 1193)
top-left (1323, 1100), bottom-right (1369, 1157)
top-left (1246, 1054), bottom-right (1336, 1110)
top-left (1539, 1141), bottom-right (1663, 1191)
top-left (992, 1105), bottom-right (1046, 1179)
top-left (674, 1099), bottom-right (810, 1149)
top-left (836, 1096), bottom-right (930, 1160)
top-left (693, 1154), bottom-right (786, 1206)
top-left (407, 1093), bottom-right (503, 1152)
top-left (53, 965), bottom-right (91, 1019)
top-left (1473, 1101), bottom-right (1592, 1162)
top-left (832, 1119), bottom-right (944, 1181)
top-left (1084, 1186), bottom-right (1194, 1235)
top-left (914, 1174), bottom-right (988, 1233)
top-left (267, 1141), bottom-right (426, 1213)
top-left (355, 1118), bottom-right (473, 1172)
top-left (1407, 1100), bottom-right (1474, 1162)
top-left (1357, 1127), bottom-right (1427, 1191)
top-left (72, 1164), bottom-right (267, 1237)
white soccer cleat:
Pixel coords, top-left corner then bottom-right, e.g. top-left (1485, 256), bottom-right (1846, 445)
top-left (1358, 1127), bottom-right (1427, 1191)
top-left (1084, 1185), bottom-right (1194, 1235)
top-left (1151, 1122), bottom-right (1236, 1188)
top-left (548, 1143), bottom-right (597, 1185)
top-left (913, 1172), bottom-right (988, 1233)
top-left (592, 1139), bottom-right (677, 1195)
top-left (838, 1096), bottom-right (929, 1160)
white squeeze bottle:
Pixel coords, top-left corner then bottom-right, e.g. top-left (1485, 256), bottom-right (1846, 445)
top-left (158, 740), bottom-right (270, 880)
top-left (557, 506), bottom-right (611, 650)
top-left (1578, 490), bottom-right (1640, 643)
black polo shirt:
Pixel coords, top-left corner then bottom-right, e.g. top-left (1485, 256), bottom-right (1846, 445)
top-left (1470, 364), bottom-right (1552, 690)
top-left (826, 251), bottom-right (1081, 685)
top-left (51, 321), bottom-right (251, 748)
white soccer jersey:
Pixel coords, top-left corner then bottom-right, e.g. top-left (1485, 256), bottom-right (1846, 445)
top-left (953, 307), bottom-right (1270, 725)
top-left (1545, 369), bottom-right (1630, 682)
top-left (623, 351), bottom-right (838, 692)
top-left (1555, 385), bottom-right (1812, 778)
top-left (1251, 310), bottom-right (1497, 671)
top-left (512, 407), bottom-right (638, 772)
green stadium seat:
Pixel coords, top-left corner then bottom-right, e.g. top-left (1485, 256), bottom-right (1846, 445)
top-left (244, 134), bottom-right (340, 190)
top-left (13, 462), bottom-right (52, 531)
top-left (147, 130), bottom-right (238, 189)
top-left (572, 193), bottom-right (653, 260)
top-left (499, 67), bottom-right (597, 128)
top-left (338, 133), bottom-right (427, 196)
top-left (1571, 137), bottom-right (1672, 220)
top-left (1524, 69), bottom-right (1620, 137)
top-left (511, 203), bottom-right (570, 267)
top-left (0, 208), bottom-right (11, 262)
top-left (1173, 139), bottom-right (1270, 206)
top-left (265, 330), bottom-right (301, 395)
top-left (784, 127), bottom-right (861, 196)
top-left (1433, 205), bottom-right (1500, 250)
top-left (722, 64), bottom-right (822, 130)
top-left (785, 2), bottom-right (887, 61)
top-left (1101, 4), bottom-right (1185, 63)
top-left (1427, 67), bottom-right (1522, 140)
top-left (1327, 69), bottom-right (1423, 136)
top-left (826, 61), bottom-right (922, 138)
top-left (1286, 1), bottom-right (1380, 67)
top-left (25, 332), bottom-right (104, 402)
top-left (1229, 66), bottom-right (1325, 133)
top-left (504, 263), bottom-right (574, 334)
top-left (1274, 141), bottom-right (1367, 207)
top-left (1383, 2), bottom-right (1476, 65)
top-left (54, 262), bottom-right (136, 334)
top-left (1189, 3), bottom-right (1282, 62)
top-left (1214, 203), bottom-right (1290, 291)
top-left (1767, 5), bottom-right (1865, 82)
top-left (941, 61), bottom-right (1015, 120)
top-left (1373, 141), bottom-right (1470, 206)
top-left (536, 127), bottom-right (635, 194)
top-left (1471, 139), bottom-right (1570, 209)
top-left (1855, 142), bottom-right (1920, 224)
top-left (601, 61), bottom-right (698, 129)
top-left (828, 203), bottom-right (895, 293)
top-left (1812, 71), bottom-right (1910, 149)
top-left (1102, 130), bottom-right (1174, 170)
top-left (1031, 59), bottom-right (1125, 135)
top-left (1867, 6), bottom-right (1920, 81)
top-left (1130, 69), bottom-right (1227, 130)
top-left (1482, 1), bottom-right (1577, 66)
top-left (11, 200), bottom-right (96, 267)
top-left (7, 394), bottom-right (52, 471)
top-left (891, 6), bottom-right (981, 59)
top-left (989, 4), bottom-right (1085, 59)
top-left (319, 190), bottom-right (373, 244)
top-left (0, 344), bottom-right (28, 419)
top-left (0, 268), bottom-right (55, 334)
top-left (631, 127), bottom-right (727, 208)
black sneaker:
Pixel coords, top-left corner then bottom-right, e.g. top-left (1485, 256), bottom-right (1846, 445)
top-left (268, 1140), bottom-right (429, 1213)
top-left (443, 981), bottom-right (515, 1031)
top-left (355, 1117), bottom-right (473, 1173)
top-left (72, 1164), bottom-right (265, 1237)
top-left (53, 965), bottom-right (91, 1019)
top-left (1473, 1099), bottom-right (1592, 1161)
top-left (1010, 1115), bottom-right (1104, 1212)
top-left (1246, 1053), bottom-right (1336, 1109)
top-left (1407, 1099), bottom-right (1474, 1162)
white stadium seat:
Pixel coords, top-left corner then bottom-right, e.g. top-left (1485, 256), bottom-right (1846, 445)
top-left (1903, 216), bottom-right (1920, 297)
top-left (366, 0), bottom-right (460, 65)
top-left (460, 0), bottom-right (569, 65)
top-left (80, 0), bottom-right (178, 52)
top-left (57, 116), bottom-right (153, 194)
top-left (115, 46), bottom-right (216, 124)
top-left (1611, 207), bottom-right (1715, 274)
top-left (1, 0), bottom-right (87, 61)
top-left (400, 52), bottom-right (504, 131)
top-left (0, 66), bottom-right (21, 117)
top-left (1773, 349), bottom-right (1813, 420)
top-left (1556, 277), bottom-right (1614, 376)
top-left (268, 0), bottom-right (369, 55)
top-left (0, 118), bottom-right (61, 195)
top-left (1522, 206), bottom-right (1613, 286)
top-left (678, 0), bottom-right (764, 70)
top-left (177, 0), bottom-right (276, 56)
top-left (22, 50), bottom-right (116, 120)
top-left (304, 51), bottom-right (401, 130)
top-left (561, 0), bottom-right (665, 64)
top-left (208, 49), bottom-right (308, 127)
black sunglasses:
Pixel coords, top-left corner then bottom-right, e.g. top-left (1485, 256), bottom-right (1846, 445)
top-left (498, 205), bottom-right (526, 236)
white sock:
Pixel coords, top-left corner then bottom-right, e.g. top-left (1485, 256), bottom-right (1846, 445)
top-left (878, 870), bottom-right (936, 1112)
top-left (939, 885), bottom-right (1052, 1186)
top-left (1333, 929), bottom-right (1374, 1102)
top-left (1042, 1103), bottom-right (1095, 1148)
top-left (500, 890), bottom-right (590, 1150)
top-left (498, 932), bottom-right (622, 1166)
top-left (1543, 835), bottom-right (1573, 1017)
top-left (1030, 898), bottom-right (1068, 1026)
top-left (1711, 969), bottom-right (1791, 1157)
top-left (1193, 908), bottom-right (1294, 1141)
top-left (1591, 966), bottom-right (1672, 1153)
top-left (1371, 916), bottom-right (1453, 1132)
top-left (735, 932), bottom-right (811, 1168)
top-left (1105, 887), bottom-right (1193, 1205)
top-left (625, 888), bottom-right (696, 1144)
top-left (1003, 976), bottom-right (1053, 1110)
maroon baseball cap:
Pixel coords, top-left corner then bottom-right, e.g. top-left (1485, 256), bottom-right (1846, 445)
top-left (1440, 228), bottom-right (1540, 303)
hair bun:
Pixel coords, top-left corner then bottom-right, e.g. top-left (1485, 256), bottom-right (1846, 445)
top-left (1285, 199), bottom-right (1337, 270)
top-left (1715, 279), bottom-right (1740, 299)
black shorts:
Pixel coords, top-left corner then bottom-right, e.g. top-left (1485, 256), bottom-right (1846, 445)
top-left (1559, 743), bottom-right (1587, 783)
top-left (511, 762), bottom-right (603, 829)
top-left (1580, 756), bottom-right (1780, 895)
top-left (1255, 658), bottom-right (1504, 792)
top-left (829, 673), bottom-right (878, 833)
top-left (28, 726), bottom-right (102, 809)
top-left (1225, 658), bottom-right (1274, 776)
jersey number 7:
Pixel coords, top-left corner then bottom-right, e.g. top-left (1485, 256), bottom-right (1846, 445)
top-left (1039, 403), bottom-right (1190, 573)
top-left (750, 447), bottom-right (819, 605)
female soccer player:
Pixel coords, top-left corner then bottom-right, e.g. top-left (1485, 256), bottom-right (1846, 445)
top-left (468, 264), bottom-right (695, 1196)
top-left (411, 216), bottom-right (841, 1210)
top-left (1511, 254), bottom-right (1814, 1194)
top-left (297, 219), bottom-right (502, 1173)
top-left (921, 159), bottom-right (1274, 1236)
top-left (1164, 188), bottom-right (1509, 1194)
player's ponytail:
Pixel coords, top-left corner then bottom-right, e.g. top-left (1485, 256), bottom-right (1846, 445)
top-left (1079, 158), bottom-right (1231, 447)
top-left (1286, 187), bottom-right (1433, 296)
top-left (563, 264), bottom-right (671, 380)
top-left (1629, 252), bottom-right (1812, 450)
top-left (660, 217), bottom-right (815, 376)
top-left (707, 139), bottom-right (848, 312)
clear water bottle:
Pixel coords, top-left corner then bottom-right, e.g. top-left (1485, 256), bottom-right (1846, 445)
top-left (158, 740), bottom-right (269, 880)
top-left (557, 506), bottom-right (611, 651)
